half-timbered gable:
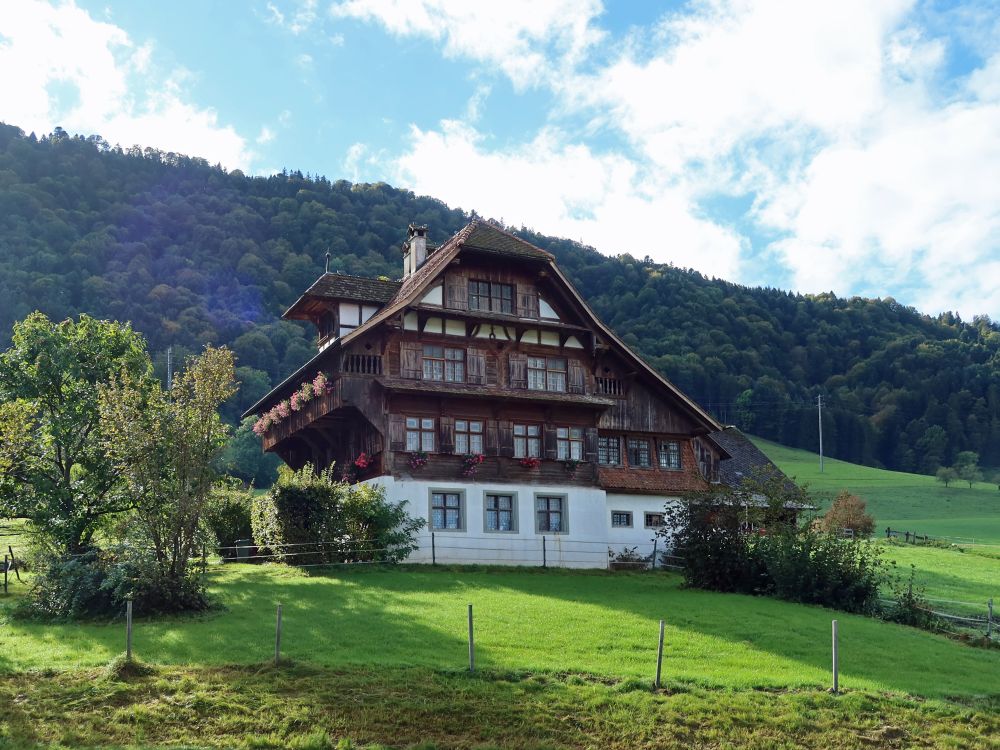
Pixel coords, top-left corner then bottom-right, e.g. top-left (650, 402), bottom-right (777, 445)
top-left (245, 220), bottom-right (732, 566)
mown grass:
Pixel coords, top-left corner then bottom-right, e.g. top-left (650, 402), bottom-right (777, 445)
top-left (753, 436), bottom-right (1000, 544)
top-left (879, 541), bottom-right (1000, 606)
top-left (0, 662), bottom-right (998, 750)
top-left (2, 565), bottom-right (999, 701)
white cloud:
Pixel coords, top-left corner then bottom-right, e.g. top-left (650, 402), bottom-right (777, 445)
top-left (266, 0), bottom-right (318, 35)
top-left (257, 126), bottom-right (276, 144)
top-left (329, 0), bottom-right (605, 88)
top-left (0, 0), bottom-right (253, 170)
top-left (394, 120), bottom-right (745, 276)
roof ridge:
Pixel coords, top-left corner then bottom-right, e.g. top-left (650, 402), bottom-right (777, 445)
top-left (460, 219), bottom-right (555, 260)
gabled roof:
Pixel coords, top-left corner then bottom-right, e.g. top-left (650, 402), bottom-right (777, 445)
top-left (463, 222), bottom-right (554, 261)
top-left (711, 427), bottom-right (796, 491)
top-left (283, 273), bottom-right (401, 320)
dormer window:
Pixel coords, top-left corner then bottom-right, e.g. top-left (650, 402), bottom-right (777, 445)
top-left (469, 280), bottom-right (513, 314)
top-left (318, 310), bottom-right (336, 341)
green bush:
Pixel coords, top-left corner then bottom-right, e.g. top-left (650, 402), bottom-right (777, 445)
top-left (251, 464), bottom-right (423, 565)
top-left (204, 479), bottom-right (255, 559)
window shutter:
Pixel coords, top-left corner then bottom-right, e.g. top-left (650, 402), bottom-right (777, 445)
top-left (386, 342), bottom-right (401, 377)
top-left (508, 352), bottom-right (527, 389)
top-left (400, 341), bottom-right (423, 379)
top-left (584, 427), bottom-right (598, 463)
top-left (444, 274), bottom-right (468, 310)
top-left (498, 419), bottom-right (514, 457)
top-left (485, 351), bottom-right (499, 386)
top-left (389, 415), bottom-right (405, 451)
top-left (517, 285), bottom-right (539, 318)
top-left (568, 360), bottom-right (586, 394)
top-left (439, 416), bottom-right (455, 454)
top-left (543, 425), bottom-right (557, 460)
top-left (485, 419), bottom-right (498, 455)
top-left (467, 347), bottom-right (486, 385)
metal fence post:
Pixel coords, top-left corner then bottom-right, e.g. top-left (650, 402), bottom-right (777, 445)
top-left (831, 620), bottom-right (839, 694)
top-left (542, 535), bottom-right (547, 568)
top-left (654, 619), bottom-right (665, 689)
top-left (126, 600), bottom-right (133, 661)
top-left (431, 532), bottom-right (436, 565)
top-left (467, 604), bottom-right (475, 672)
top-left (275, 603), bottom-right (283, 665)
top-left (988, 598), bottom-right (994, 639)
top-left (651, 538), bottom-right (658, 569)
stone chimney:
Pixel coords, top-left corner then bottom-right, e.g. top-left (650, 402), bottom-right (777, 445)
top-left (402, 224), bottom-right (429, 278)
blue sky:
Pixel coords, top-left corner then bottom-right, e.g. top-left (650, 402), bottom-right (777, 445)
top-left (2, 0), bottom-right (999, 319)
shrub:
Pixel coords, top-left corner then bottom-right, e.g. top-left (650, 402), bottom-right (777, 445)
top-left (815, 491), bottom-right (875, 536)
top-left (204, 479), bottom-right (255, 559)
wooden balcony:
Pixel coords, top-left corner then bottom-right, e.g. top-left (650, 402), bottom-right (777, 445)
top-left (390, 453), bottom-right (598, 486)
top-left (262, 379), bottom-right (344, 451)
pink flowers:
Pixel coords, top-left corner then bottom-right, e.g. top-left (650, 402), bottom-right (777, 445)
top-left (277, 400), bottom-right (290, 418)
top-left (408, 451), bottom-right (428, 470)
top-left (313, 372), bottom-right (328, 396)
top-left (354, 452), bottom-right (372, 470)
top-left (461, 453), bottom-right (485, 477)
top-left (519, 456), bottom-right (541, 469)
top-left (290, 392), bottom-right (301, 411)
top-left (251, 371), bottom-right (331, 436)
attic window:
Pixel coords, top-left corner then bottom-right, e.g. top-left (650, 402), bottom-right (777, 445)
top-left (318, 310), bottom-right (336, 340)
top-left (469, 281), bottom-right (513, 314)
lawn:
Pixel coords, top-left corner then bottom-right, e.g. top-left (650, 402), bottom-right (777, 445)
top-left (2, 565), bottom-right (998, 701)
top-left (753, 436), bottom-right (1000, 545)
top-left (878, 541), bottom-right (999, 615)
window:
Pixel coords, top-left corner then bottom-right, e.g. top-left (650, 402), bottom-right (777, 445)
top-left (659, 440), bottom-right (682, 470)
top-left (485, 494), bottom-right (516, 532)
top-left (556, 427), bottom-right (583, 460)
top-left (318, 310), bottom-right (336, 340)
top-left (513, 424), bottom-right (541, 458)
top-left (431, 491), bottom-right (463, 530)
top-left (536, 496), bottom-right (566, 533)
top-left (455, 420), bottom-right (484, 454)
top-left (406, 417), bottom-right (435, 452)
top-left (627, 438), bottom-right (651, 468)
top-left (338, 302), bottom-right (361, 336)
top-left (527, 356), bottom-right (567, 392)
top-left (598, 436), bottom-right (621, 466)
top-left (611, 511), bottom-right (632, 528)
top-left (644, 512), bottom-right (665, 529)
top-left (423, 345), bottom-right (465, 382)
top-left (468, 280), bottom-right (513, 314)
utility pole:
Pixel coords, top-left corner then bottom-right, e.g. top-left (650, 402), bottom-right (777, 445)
top-left (817, 394), bottom-right (824, 474)
top-left (166, 347), bottom-right (173, 391)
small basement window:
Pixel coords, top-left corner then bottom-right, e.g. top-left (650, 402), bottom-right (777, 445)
top-left (644, 512), bottom-right (665, 529)
top-left (611, 511), bottom-right (632, 528)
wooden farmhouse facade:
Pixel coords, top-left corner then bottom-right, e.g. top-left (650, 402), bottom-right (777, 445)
top-left (246, 220), bottom-right (734, 567)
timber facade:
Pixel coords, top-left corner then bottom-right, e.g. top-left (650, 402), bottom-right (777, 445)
top-left (246, 220), bottom-right (731, 567)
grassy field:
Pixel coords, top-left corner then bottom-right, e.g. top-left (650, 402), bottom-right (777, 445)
top-left (753, 437), bottom-right (1000, 544)
top-left (2, 565), bottom-right (998, 700)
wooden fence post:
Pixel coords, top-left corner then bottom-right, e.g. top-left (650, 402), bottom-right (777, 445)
top-left (275, 603), bottom-right (283, 665)
top-left (3, 555), bottom-right (7, 594)
top-left (126, 600), bottom-right (133, 662)
top-left (7, 546), bottom-right (19, 581)
top-left (988, 599), bottom-right (993, 639)
top-left (542, 535), bottom-right (547, 568)
top-left (831, 620), bottom-right (839, 694)
top-left (467, 604), bottom-right (475, 672)
top-left (651, 539), bottom-right (658, 569)
top-left (431, 532), bottom-right (436, 565)
top-left (654, 619), bottom-right (665, 689)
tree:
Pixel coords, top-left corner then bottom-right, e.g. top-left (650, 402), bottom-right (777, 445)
top-left (958, 463), bottom-right (984, 489)
top-left (100, 346), bottom-right (237, 610)
top-left (0, 313), bottom-right (152, 553)
top-left (936, 466), bottom-right (958, 488)
top-left (216, 416), bottom-right (281, 487)
top-left (816, 491), bottom-right (875, 536)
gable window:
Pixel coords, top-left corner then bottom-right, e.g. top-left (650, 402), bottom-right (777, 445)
top-left (423, 345), bottom-right (465, 382)
top-left (468, 280), bottom-right (513, 314)
top-left (431, 491), bottom-right (463, 530)
top-left (659, 440), bottom-right (682, 470)
top-left (485, 494), bottom-right (516, 532)
top-left (598, 436), bottom-right (621, 466)
top-left (536, 495), bottom-right (566, 533)
top-left (627, 438), bottom-right (651, 468)
top-left (455, 420), bottom-right (484, 454)
top-left (406, 417), bottom-right (436, 452)
top-left (611, 511), bottom-right (632, 528)
top-left (527, 356), bottom-right (567, 392)
top-left (556, 427), bottom-right (584, 460)
top-left (645, 512), bottom-right (665, 529)
top-left (513, 423), bottom-right (541, 458)
top-left (318, 310), bottom-right (336, 340)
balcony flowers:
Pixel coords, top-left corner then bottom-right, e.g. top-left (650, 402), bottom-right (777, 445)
top-left (519, 456), bottom-right (541, 469)
top-left (408, 451), bottom-right (429, 470)
top-left (563, 459), bottom-right (581, 475)
top-left (251, 371), bottom-right (331, 436)
top-left (354, 452), bottom-right (372, 471)
top-left (313, 371), bottom-right (329, 396)
top-left (462, 453), bottom-right (485, 477)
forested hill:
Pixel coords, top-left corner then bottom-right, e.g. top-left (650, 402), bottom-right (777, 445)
top-left (1, 123), bottom-right (998, 474)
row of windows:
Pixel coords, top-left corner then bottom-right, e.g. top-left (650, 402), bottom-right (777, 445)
top-left (611, 510), bottom-right (664, 529)
top-left (598, 436), bottom-right (682, 470)
top-left (431, 491), bottom-right (566, 533)
top-left (420, 345), bottom-right (571, 394)
top-left (406, 417), bottom-right (684, 468)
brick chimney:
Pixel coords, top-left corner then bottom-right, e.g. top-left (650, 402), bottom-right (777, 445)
top-left (402, 224), bottom-right (429, 278)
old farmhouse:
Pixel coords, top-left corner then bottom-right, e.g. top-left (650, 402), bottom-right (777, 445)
top-left (246, 220), bottom-right (740, 567)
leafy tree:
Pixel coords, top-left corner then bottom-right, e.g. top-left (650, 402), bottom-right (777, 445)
top-left (936, 466), bottom-right (958, 488)
top-left (958, 463), bottom-right (983, 489)
top-left (215, 416), bottom-right (281, 486)
top-left (816, 491), bottom-right (875, 536)
top-left (0, 313), bottom-right (152, 553)
top-left (99, 346), bottom-right (237, 610)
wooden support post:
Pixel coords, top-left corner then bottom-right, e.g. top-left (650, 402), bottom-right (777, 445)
top-left (831, 620), bottom-right (839, 694)
top-left (431, 532), bottom-right (436, 565)
top-left (7, 546), bottom-right (19, 581)
top-left (126, 601), bottom-right (133, 662)
top-left (654, 619), bottom-right (665, 689)
top-left (275, 603), bottom-right (283, 666)
top-left (467, 604), bottom-right (475, 672)
top-left (3, 554), bottom-right (7, 594)
top-left (542, 535), bottom-right (547, 568)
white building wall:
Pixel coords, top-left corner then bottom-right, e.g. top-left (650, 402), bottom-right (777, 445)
top-left (605, 494), bottom-right (682, 560)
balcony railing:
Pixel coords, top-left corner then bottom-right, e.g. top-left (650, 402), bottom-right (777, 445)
top-left (343, 354), bottom-right (383, 375)
top-left (594, 377), bottom-right (625, 397)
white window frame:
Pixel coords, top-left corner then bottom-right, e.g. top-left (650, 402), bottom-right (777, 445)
top-left (406, 417), bottom-right (436, 452)
top-left (455, 419), bottom-right (484, 455)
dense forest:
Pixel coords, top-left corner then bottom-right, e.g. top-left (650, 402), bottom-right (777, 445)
top-left (1, 122), bottom-right (998, 475)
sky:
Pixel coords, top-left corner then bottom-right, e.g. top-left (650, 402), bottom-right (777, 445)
top-left (1, 0), bottom-right (999, 320)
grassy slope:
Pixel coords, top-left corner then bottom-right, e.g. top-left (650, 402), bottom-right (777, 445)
top-left (753, 436), bottom-right (1000, 544)
top-left (2, 565), bottom-right (998, 701)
